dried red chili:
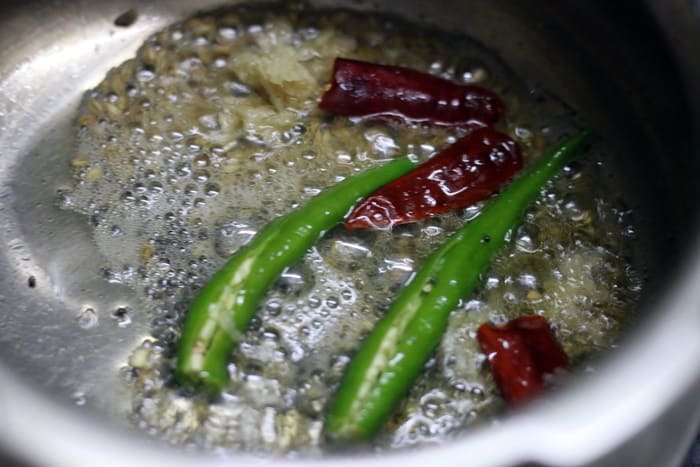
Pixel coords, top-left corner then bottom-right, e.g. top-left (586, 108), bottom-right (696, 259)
top-left (319, 58), bottom-right (505, 126)
top-left (477, 316), bottom-right (569, 407)
top-left (344, 127), bottom-right (522, 230)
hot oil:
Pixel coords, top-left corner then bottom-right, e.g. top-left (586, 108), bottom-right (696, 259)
top-left (62, 4), bottom-right (642, 454)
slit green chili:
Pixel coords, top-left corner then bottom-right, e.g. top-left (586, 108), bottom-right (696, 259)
top-left (324, 131), bottom-right (590, 441)
top-left (175, 157), bottom-right (415, 393)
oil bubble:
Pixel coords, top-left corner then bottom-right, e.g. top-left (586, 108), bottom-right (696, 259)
top-left (112, 306), bottom-right (132, 328)
top-left (77, 307), bottom-right (99, 329)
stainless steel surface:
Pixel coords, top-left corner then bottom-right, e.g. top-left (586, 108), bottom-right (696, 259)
top-left (0, 1), bottom-right (699, 466)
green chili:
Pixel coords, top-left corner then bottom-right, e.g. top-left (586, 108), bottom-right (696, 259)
top-left (324, 131), bottom-right (590, 441)
top-left (175, 157), bottom-right (415, 392)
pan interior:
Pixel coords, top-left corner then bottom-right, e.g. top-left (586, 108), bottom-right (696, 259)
top-left (0, 0), bottom-right (689, 456)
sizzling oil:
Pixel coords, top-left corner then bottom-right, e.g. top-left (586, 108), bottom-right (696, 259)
top-left (61, 4), bottom-right (642, 455)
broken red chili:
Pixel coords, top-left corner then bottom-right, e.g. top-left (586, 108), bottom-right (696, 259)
top-left (345, 127), bottom-right (522, 230)
top-left (319, 58), bottom-right (505, 126)
top-left (477, 316), bottom-right (569, 407)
